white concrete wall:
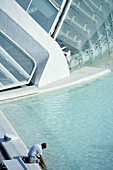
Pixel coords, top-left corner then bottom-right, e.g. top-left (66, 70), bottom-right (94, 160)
top-left (0, 0), bottom-right (70, 87)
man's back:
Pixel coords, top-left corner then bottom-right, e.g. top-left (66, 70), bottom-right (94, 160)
top-left (28, 144), bottom-right (42, 157)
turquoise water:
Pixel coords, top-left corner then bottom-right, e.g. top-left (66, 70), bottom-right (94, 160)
top-left (0, 72), bottom-right (113, 170)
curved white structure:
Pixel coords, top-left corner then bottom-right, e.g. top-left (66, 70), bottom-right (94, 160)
top-left (0, 0), bottom-right (70, 90)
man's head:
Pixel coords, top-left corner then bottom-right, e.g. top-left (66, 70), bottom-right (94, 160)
top-left (41, 143), bottom-right (47, 149)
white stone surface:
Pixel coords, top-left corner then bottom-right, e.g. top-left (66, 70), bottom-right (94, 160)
top-left (4, 133), bottom-right (18, 141)
top-left (0, 86), bottom-right (38, 102)
top-left (38, 66), bottom-right (111, 93)
top-left (0, 66), bottom-right (111, 102)
top-left (3, 159), bottom-right (26, 170)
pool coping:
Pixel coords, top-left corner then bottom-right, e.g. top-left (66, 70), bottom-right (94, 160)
top-left (0, 66), bottom-right (111, 103)
top-left (38, 66), bottom-right (111, 93)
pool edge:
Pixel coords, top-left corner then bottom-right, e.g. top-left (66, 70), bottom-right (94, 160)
top-left (0, 66), bottom-right (111, 102)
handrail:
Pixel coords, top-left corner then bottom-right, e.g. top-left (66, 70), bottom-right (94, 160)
top-left (0, 64), bottom-right (19, 83)
top-left (0, 30), bottom-right (37, 84)
top-left (0, 46), bottom-right (29, 79)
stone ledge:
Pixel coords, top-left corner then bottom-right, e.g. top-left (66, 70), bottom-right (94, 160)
top-left (0, 111), bottom-right (41, 170)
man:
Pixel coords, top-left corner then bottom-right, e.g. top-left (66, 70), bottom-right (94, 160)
top-left (28, 143), bottom-right (47, 169)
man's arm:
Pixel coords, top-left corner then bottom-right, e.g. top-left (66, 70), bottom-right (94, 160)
top-left (40, 155), bottom-right (46, 169)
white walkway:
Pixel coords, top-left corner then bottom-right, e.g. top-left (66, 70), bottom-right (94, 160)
top-left (0, 111), bottom-right (41, 170)
top-left (0, 66), bottom-right (111, 102)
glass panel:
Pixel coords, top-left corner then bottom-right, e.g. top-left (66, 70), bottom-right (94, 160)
top-left (0, 34), bottom-right (13, 51)
top-left (0, 70), bottom-right (14, 85)
top-left (55, 0), bottom-right (113, 71)
top-left (90, 32), bottom-right (99, 45)
top-left (54, 0), bottom-right (63, 6)
top-left (8, 48), bottom-right (34, 75)
top-left (0, 33), bottom-right (35, 75)
top-left (15, 0), bottom-right (31, 10)
top-left (0, 53), bottom-right (26, 81)
top-left (28, 0), bottom-right (58, 32)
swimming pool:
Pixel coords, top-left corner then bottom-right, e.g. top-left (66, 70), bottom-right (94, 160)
top-left (0, 71), bottom-right (113, 170)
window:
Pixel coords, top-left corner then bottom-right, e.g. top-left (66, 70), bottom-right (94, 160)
top-left (0, 31), bottom-right (36, 90)
top-left (28, 0), bottom-right (58, 32)
top-left (15, 0), bottom-right (31, 10)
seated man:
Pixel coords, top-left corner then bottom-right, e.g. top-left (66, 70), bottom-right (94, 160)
top-left (28, 143), bottom-right (47, 169)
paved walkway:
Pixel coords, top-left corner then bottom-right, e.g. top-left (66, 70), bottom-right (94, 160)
top-left (38, 66), bottom-right (110, 93)
top-left (0, 111), bottom-right (41, 170)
